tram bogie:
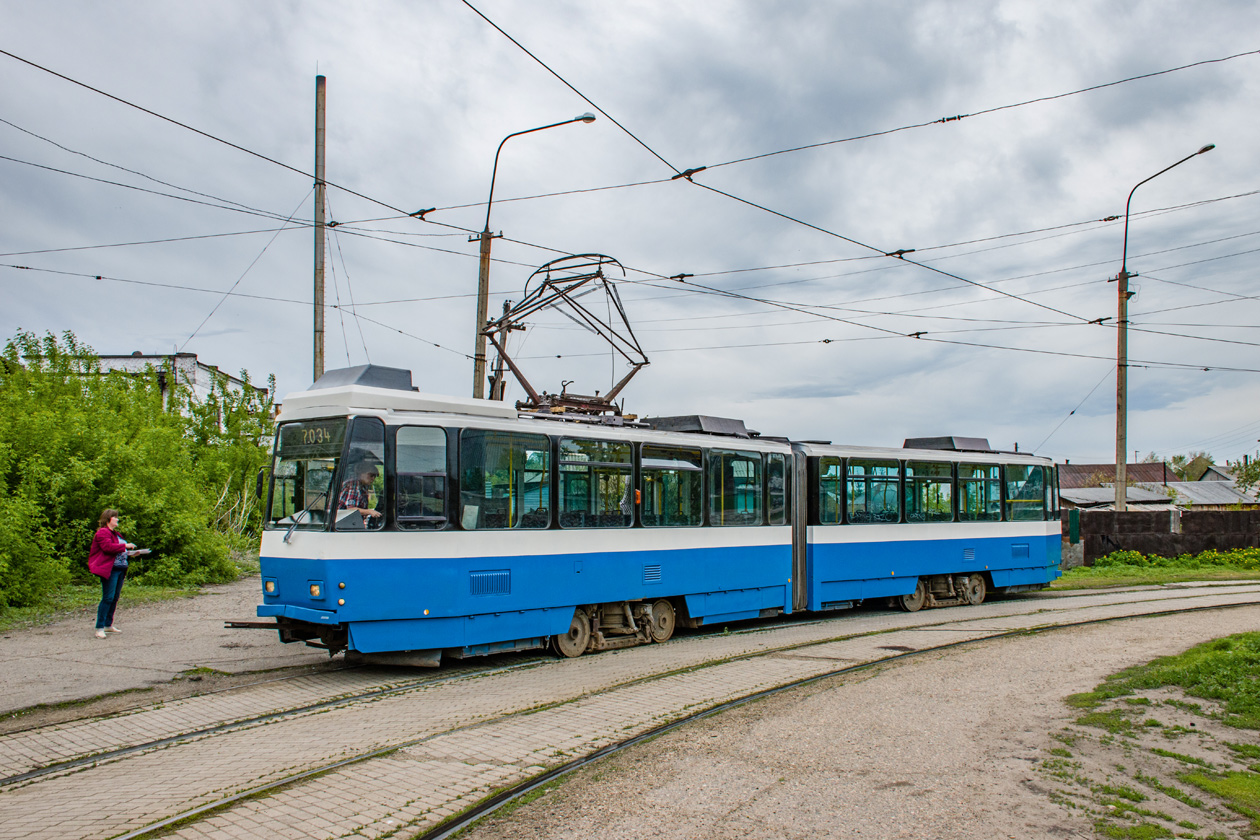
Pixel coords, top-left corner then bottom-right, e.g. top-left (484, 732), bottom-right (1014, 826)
top-left (249, 366), bottom-right (1062, 665)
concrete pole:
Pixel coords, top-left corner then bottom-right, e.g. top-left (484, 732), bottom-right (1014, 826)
top-left (472, 229), bottom-right (492, 399)
top-left (1115, 267), bottom-right (1129, 511)
top-left (313, 75), bottom-right (327, 383)
top-left (1113, 144), bottom-right (1214, 512)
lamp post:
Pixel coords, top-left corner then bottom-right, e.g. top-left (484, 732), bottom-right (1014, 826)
top-left (1114, 143), bottom-right (1214, 511)
top-left (471, 113), bottom-right (596, 399)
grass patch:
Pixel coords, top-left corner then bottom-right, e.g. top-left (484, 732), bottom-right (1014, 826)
top-left (0, 582), bottom-right (203, 632)
top-left (1072, 632), bottom-right (1260, 730)
top-left (1054, 548), bottom-right (1260, 590)
top-left (1077, 709), bottom-right (1136, 735)
top-left (1094, 820), bottom-right (1173, 838)
top-left (1134, 772), bottom-right (1204, 808)
top-left (1180, 770), bottom-right (1260, 830)
top-left (1225, 742), bottom-right (1260, 761)
top-left (1150, 748), bottom-right (1213, 769)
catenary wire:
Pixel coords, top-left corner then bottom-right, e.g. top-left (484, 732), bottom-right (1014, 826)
top-left (1034, 366), bottom-right (1117, 452)
top-left (701, 48), bottom-right (1260, 170)
top-left (180, 191), bottom-right (312, 350)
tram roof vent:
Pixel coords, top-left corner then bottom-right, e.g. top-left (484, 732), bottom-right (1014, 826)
top-left (643, 415), bottom-right (758, 438)
top-left (309, 365), bottom-right (417, 392)
top-left (904, 436), bottom-right (996, 453)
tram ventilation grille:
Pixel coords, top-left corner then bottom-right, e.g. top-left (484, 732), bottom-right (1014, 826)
top-left (643, 564), bottom-right (662, 584)
top-left (470, 569), bottom-right (511, 596)
top-left (1012, 543), bottom-right (1030, 560)
top-left (962, 548), bottom-right (976, 562)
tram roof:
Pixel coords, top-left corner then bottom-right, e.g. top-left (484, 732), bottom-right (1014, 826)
top-left (279, 377), bottom-right (1051, 463)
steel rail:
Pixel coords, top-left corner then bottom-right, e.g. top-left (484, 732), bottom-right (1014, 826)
top-left (415, 598), bottom-right (1260, 840)
top-left (87, 595), bottom-right (1260, 840)
top-left (0, 658), bottom-right (541, 788)
top-left (0, 583), bottom-right (1208, 786)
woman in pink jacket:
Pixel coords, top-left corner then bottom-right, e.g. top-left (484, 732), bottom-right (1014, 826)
top-left (88, 509), bottom-right (136, 639)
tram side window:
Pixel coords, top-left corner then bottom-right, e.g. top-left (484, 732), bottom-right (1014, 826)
top-left (709, 450), bottom-right (763, 526)
top-left (559, 438), bottom-right (632, 528)
top-left (1005, 464), bottom-right (1046, 521)
top-left (334, 417), bottom-right (386, 531)
top-left (958, 463), bottom-right (1001, 521)
top-left (641, 445), bottom-right (703, 527)
top-left (459, 430), bottom-right (550, 530)
top-left (817, 457), bottom-right (844, 524)
top-left (767, 453), bottom-right (788, 525)
top-left (267, 418), bottom-right (347, 531)
top-left (395, 426), bottom-right (447, 530)
top-left (847, 459), bottom-right (900, 524)
top-left (905, 461), bottom-right (953, 523)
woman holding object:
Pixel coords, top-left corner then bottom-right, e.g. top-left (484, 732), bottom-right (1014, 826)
top-left (88, 508), bottom-right (136, 639)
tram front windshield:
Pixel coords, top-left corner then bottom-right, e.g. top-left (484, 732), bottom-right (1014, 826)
top-left (265, 419), bottom-right (348, 531)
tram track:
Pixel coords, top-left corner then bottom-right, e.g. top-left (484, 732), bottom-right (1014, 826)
top-left (3, 584), bottom-right (1259, 840)
top-left (0, 583), bottom-right (1226, 788)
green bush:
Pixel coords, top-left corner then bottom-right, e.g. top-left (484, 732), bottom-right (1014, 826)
top-left (0, 330), bottom-right (274, 607)
top-left (1092, 548), bottom-right (1260, 571)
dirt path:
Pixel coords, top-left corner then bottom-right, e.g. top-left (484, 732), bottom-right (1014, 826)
top-left (461, 606), bottom-right (1260, 840)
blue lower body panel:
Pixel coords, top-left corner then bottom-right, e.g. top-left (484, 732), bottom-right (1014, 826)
top-left (807, 533), bottom-right (1060, 611)
top-left (259, 542), bottom-right (792, 654)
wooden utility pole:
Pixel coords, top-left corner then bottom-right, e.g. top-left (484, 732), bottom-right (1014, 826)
top-left (313, 75), bottom-right (327, 382)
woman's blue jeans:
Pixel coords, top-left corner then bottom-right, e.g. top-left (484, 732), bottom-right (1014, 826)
top-left (96, 567), bottom-right (127, 629)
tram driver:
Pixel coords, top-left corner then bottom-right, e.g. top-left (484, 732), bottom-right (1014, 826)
top-left (337, 456), bottom-right (384, 529)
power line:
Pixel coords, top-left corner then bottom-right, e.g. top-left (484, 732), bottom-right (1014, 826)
top-left (0, 227), bottom-right (299, 258)
top-left (181, 191), bottom-right (312, 350)
top-left (0, 154), bottom-right (295, 222)
top-left (1, 261), bottom-right (472, 360)
top-left (0, 116), bottom-right (291, 219)
top-left (459, 0), bottom-right (681, 176)
top-left (702, 48), bottom-right (1260, 171)
top-left (1034, 366), bottom-right (1115, 452)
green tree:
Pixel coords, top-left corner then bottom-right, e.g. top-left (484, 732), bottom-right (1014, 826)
top-left (0, 330), bottom-right (274, 606)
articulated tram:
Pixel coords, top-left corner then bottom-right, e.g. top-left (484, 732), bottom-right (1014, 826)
top-left (255, 366), bottom-right (1060, 665)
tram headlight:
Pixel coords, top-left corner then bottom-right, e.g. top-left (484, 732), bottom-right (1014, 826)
top-left (310, 583), bottom-right (321, 598)
top-left (263, 579), bottom-right (276, 595)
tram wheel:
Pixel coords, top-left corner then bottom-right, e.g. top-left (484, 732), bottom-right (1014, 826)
top-left (648, 599), bottom-right (676, 643)
top-left (899, 579), bottom-right (927, 612)
top-left (553, 608), bottom-right (591, 658)
top-left (964, 573), bottom-right (987, 606)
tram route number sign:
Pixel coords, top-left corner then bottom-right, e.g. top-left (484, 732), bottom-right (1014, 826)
top-left (279, 419), bottom-right (347, 458)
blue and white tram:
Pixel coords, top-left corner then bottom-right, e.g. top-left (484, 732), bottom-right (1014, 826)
top-left (255, 367), bottom-right (1060, 664)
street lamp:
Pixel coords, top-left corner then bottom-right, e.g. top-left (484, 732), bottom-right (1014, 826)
top-left (1114, 143), bottom-right (1214, 511)
top-left (471, 113), bottom-right (596, 399)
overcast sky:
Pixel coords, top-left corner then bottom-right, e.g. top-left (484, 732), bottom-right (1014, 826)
top-left (3, 1), bottom-right (1259, 464)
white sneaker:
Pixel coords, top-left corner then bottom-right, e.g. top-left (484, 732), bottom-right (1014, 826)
top-left (105, 626), bottom-right (121, 634)
top-left (95, 629), bottom-right (107, 639)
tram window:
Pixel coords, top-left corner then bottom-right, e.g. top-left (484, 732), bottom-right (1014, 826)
top-left (459, 430), bottom-right (550, 530)
top-left (958, 463), bottom-right (1001, 522)
top-left (905, 461), bottom-right (953, 523)
top-left (1004, 464), bottom-right (1046, 521)
top-left (266, 418), bottom-right (347, 531)
top-left (558, 438), bottom-right (632, 528)
top-left (395, 426), bottom-right (447, 530)
top-left (847, 459), bottom-right (900, 524)
top-left (767, 453), bottom-right (788, 525)
top-left (335, 417), bottom-right (386, 531)
top-left (709, 450), bottom-right (763, 526)
top-left (641, 446), bottom-right (703, 527)
top-left (817, 457), bottom-right (843, 525)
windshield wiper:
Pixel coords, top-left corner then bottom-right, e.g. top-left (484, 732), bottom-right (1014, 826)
top-left (284, 490), bottom-right (328, 544)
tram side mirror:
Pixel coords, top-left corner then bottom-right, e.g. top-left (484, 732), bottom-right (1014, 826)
top-left (255, 468), bottom-right (267, 499)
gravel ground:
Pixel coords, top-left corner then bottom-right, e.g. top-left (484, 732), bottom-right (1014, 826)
top-left (460, 606), bottom-right (1260, 840)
